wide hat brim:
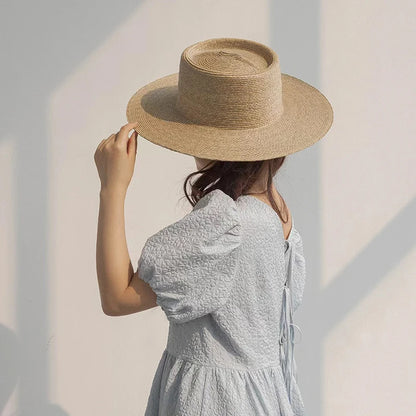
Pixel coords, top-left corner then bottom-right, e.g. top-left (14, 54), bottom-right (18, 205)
top-left (126, 72), bottom-right (334, 161)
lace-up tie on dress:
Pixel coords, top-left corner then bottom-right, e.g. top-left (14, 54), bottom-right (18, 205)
top-left (279, 217), bottom-right (304, 408)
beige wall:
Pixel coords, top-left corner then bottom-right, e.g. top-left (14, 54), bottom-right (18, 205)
top-left (1, 0), bottom-right (415, 415)
top-left (320, 0), bottom-right (416, 414)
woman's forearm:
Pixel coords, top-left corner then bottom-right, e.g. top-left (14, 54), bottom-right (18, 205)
top-left (96, 187), bottom-right (134, 313)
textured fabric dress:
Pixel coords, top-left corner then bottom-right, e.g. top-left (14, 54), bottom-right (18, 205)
top-left (137, 188), bottom-right (307, 416)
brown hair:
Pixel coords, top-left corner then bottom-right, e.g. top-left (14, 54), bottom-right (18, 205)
top-left (182, 157), bottom-right (289, 224)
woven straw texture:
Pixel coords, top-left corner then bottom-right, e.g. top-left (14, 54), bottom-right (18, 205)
top-left (126, 37), bottom-right (334, 161)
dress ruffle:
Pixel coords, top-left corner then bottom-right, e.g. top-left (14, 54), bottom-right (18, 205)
top-left (144, 348), bottom-right (305, 416)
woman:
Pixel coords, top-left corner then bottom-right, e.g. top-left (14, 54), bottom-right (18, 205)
top-left (94, 37), bottom-right (333, 415)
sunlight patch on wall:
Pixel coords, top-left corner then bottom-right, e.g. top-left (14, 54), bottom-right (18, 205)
top-left (319, 0), bottom-right (416, 288)
top-left (323, 245), bottom-right (416, 415)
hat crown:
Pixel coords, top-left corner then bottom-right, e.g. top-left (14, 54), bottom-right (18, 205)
top-left (188, 49), bottom-right (268, 76)
top-left (175, 38), bottom-right (283, 129)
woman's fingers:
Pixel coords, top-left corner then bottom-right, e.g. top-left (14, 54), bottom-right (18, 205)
top-left (127, 130), bottom-right (138, 156)
top-left (97, 134), bottom-right (115, 152)
top-left (114, 122), bottom-right (139, 146)
top-left (97, 122), bottom-right (138, 154)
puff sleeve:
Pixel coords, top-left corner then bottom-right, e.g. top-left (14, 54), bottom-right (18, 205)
top-left (137, 189), bottom-right (242, 324)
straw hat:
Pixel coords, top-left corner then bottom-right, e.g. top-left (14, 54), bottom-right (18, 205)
top-left (126, 37), bottom-right (334, 161)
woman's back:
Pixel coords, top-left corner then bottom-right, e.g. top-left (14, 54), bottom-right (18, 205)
top-left (138, 189), bottom-right (307, 415)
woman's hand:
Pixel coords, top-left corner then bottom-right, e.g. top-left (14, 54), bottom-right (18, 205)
top-left (94, 122), bottom-right (139, 194)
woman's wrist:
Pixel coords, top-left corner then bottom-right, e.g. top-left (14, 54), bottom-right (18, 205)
top-left (100, 186), bottom-right (127, 200)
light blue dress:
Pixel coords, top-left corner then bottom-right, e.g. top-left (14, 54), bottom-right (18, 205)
top-left (138, 188), bottom-right (307, 415)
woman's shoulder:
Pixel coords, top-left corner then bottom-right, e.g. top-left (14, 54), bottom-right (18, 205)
top-left (193, 188), bottom-right (237, 210)
top-left (192, 188), bottom-right (240, 221)
top-left (144, 188), bottom-right (241, 249)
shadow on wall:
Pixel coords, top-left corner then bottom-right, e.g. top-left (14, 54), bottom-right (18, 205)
top-left (271, 0), bottom-right (324, 413)
top-left (271, 1), bottom-right (416, 415)
top-left (0, 1), bottom-right (142, 414)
